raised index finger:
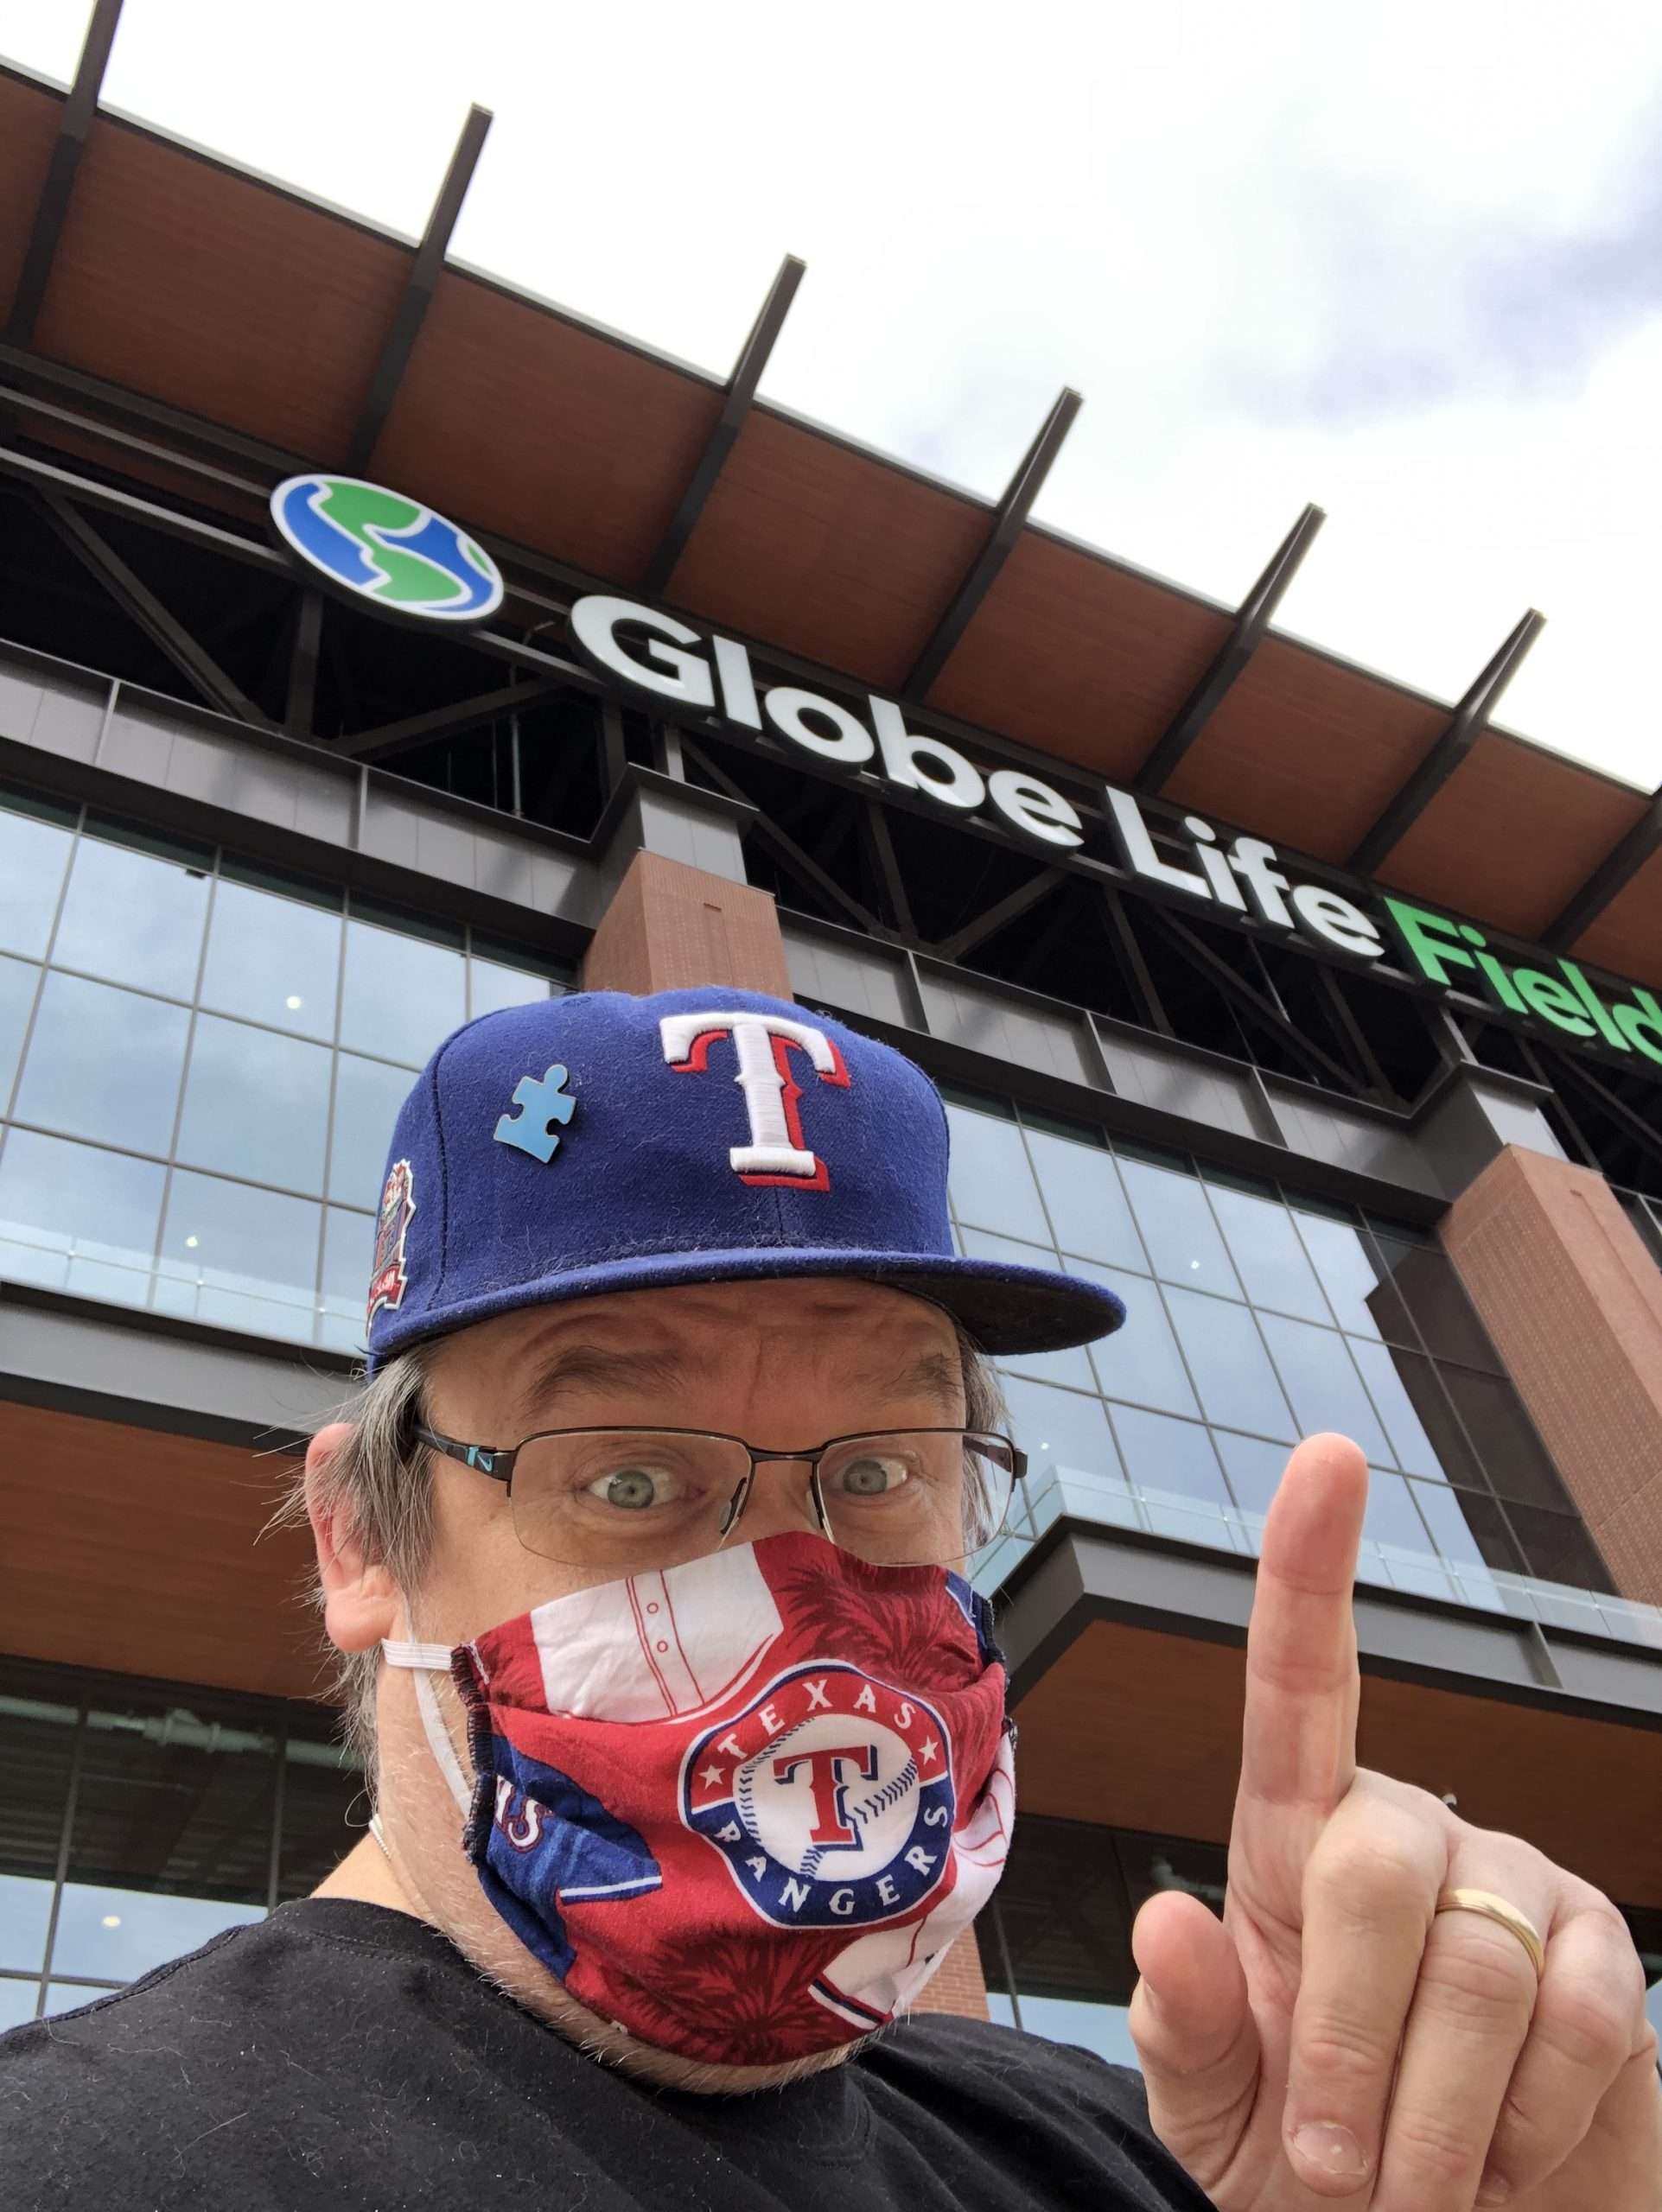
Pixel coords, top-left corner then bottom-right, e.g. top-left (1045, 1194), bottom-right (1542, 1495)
top-left (1239, 1433), bottom-right (1369, 1822)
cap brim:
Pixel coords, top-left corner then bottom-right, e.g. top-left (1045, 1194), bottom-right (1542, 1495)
top-left (368, 1243), bottom-right (1124, 1371)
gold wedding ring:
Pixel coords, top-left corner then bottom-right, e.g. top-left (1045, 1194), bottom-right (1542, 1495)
top-left (1434, 1888), bottom-right (1546, 1980)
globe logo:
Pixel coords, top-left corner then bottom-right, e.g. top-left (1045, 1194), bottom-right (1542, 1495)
top-left (269, 474), bottom-right (505, 623)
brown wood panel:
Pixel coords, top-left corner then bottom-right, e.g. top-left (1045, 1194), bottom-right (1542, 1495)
top-left (668, 409), bottom-right (993, 691)
top-left (927, 533), bottom-right (1232, 779)
top-left (0, 74), bottom-right (62, 328)
top-left (32, 120), bottom-right (410, 460)
top-left (1162, 639), bottom-right (1447, 861)
top-left (0, 1402), bottom-right (325, 1702)
top-left (1379, 733), bottom-right (1649, 939)
top-left (1571, 841), bottom-right (1662, 995)
top-left (1016, 1617), bottom-right (1662, 1907)
top-left (371, 270), bottom-right (723, 586)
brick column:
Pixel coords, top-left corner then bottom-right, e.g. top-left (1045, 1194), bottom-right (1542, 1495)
top-left (582, 849), bottom-right (792, 997)
top-left (912, 1923), bottom-right (991, 2022)
top-left (1438, 1145), bottom-right (1662, 1604)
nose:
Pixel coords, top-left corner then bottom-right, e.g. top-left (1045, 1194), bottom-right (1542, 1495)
top-left (724, 1457), bottom-right (830, 1547)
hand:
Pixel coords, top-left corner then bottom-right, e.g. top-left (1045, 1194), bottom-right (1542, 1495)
top-left (1127, 1433), bottom-right (1661, 2210)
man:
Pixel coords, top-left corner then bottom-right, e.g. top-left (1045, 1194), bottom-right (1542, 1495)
top-left (3, 985), bottom-right (1656, 2211)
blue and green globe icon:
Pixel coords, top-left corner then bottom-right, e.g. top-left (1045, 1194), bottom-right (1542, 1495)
top-left (269, 474), bottom-right (505, 623)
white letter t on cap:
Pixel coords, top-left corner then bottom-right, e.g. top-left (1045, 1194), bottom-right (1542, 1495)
top-left (659, 1011), bottom-right (850, 1189)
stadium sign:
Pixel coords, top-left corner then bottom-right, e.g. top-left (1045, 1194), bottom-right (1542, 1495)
top-left (270, 475), bottom-right (505, 624)
top-left (570, 591), bottom-right (1662, 1072)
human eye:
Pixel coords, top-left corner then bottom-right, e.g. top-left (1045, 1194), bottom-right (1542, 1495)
top-left (823, 1446), bottom-right (916, 1500)
top-left (578, 1455), bottom-right (689, 1513)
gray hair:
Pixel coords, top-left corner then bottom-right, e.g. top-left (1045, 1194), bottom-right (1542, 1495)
top-left (277, 1318), bottom-right (1008, 1786)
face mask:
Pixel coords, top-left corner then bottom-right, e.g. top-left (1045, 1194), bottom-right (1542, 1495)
top-left (381, 1529), bottom-right (1015, 2068)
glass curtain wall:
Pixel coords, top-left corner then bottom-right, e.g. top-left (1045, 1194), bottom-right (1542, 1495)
top-left (940, 1084), bottom-right (1617, 1611)
top-left (0, 788), bottom-right (572, 1352)
top-left (0, 1657), bottom-right (361, 2028)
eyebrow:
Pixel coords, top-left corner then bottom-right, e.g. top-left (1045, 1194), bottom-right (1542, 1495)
top-left (518, 1342), bottom-right (691, 1427)
top-left (515, 1340), bottom-right (965, 1426)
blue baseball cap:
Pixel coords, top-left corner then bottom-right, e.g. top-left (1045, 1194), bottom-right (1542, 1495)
top-left (362, 985), bottom-right (1124, 1371)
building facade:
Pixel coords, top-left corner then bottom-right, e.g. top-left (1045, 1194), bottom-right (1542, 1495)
top-left (1, 35), bottom-right (1659, 2059)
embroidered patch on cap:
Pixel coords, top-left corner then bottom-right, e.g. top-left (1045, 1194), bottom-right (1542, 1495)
top-left (366, 1158), bottom-right (417, 1325)
top-left (494, 1061), bottom-right (577, 1163)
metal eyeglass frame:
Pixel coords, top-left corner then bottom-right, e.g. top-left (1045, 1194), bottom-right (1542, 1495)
top-left (411, 1422), bottom-right (1028, 1551)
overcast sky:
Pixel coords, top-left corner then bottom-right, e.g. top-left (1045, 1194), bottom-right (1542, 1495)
top-left (5, 0), bottom-right (1662, 791)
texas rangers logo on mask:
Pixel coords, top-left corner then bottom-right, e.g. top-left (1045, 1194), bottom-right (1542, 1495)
top-left (366, 1158), bottom-right (417, 1325)
top-left (682, 1662), bottom-right (955, 1929)
top-left (659, 1009), bottom-right (851, 1190)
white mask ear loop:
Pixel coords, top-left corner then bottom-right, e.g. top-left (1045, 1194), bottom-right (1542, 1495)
top-left (380, 1613), bottom-right (473, 1815)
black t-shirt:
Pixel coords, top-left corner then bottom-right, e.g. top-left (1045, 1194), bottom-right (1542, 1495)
top-left (0, 1899), bottom-right (1212, 2210)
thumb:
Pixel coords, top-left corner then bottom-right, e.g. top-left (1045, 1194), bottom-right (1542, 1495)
top-left (1129, 1891), bottom-right (1260, 2190)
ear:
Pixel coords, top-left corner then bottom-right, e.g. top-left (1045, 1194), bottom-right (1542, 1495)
top-left (303, 1422), bottom-right (403, 1654)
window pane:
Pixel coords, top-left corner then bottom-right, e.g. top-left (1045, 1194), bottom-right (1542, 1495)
top-left (1022, 1127), bottom-right (1145, 1270)
top-left (0, 1671), bottom-right (77, 1975)
top-left (0, 953), bottom-right (38, 1104)
top-left (1000, 1375), bottom-right (1121, 1486)
top-left (1500, 1503), bottom-right (1616, 1593)
top-left (14, 971), bottom-right (189, 1154)
top-left (0, 1980), bottom-right (39, 2031)
top-left (1347, 1339), bottom-right (1481, 1484)
top-left (1289, 1208), bottom-right (1410, 1341)
top-left (51, 828), bottom-right (210, 1000)
top-left (1068, 1259), bottom-right (1198, 1417)
top-left (1111, 1404), bottom-right (1229, 1502)
top-left (1363, 1467), bottom-right (1436, 1557)
top-left (1166, 1288), bottom-right (1295, 1439)
top-left (1258, 1313), bottom-right (1392, 1464)
top-left (1410, 1483), bottom-right (1525, 1577)
top-left (989, 1989), bottom-right (1141, 2067)
top-left (1213, 1430), bottom-right (1290, 1521)
top-left (1366, 1227), bottom-right (1501, 1370)
top-left (945, 1103), bottom-right (1050, 1243)
top-left (319, 1205), bottom-right (373, 1355)
top-left (156, 1171), bottom-right (320, 1338)
top-left (50, 1686), bottom-right (277, 1984)
top-left (1436, 1366), bottom-right (1571, 1510)
top-left (200, 877), bottom-right (341, 1042)
top-left (468, 956), bottom-right (554, 1020)
top-left (1204, 1178), bottom-right (1332, 1323)
top-left (0, 798), bottom-right (75, 959)
top-left (328, 1052), bottom-right (412, 1210)
top-left (1117, 1153), bottom-right (1239, 1294)
top-left (340, 914), bottom-right (465, 1067)
top-left (50, 1888), bottom-right (267, 1984)
top-left (175, 1015), bottom-right (332, 1194)
top-left (0, 1130), bottom-right (164, 1304)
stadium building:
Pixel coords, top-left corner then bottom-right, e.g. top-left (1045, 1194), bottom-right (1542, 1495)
top-left (1, 15), bottom-right (1659, 2054)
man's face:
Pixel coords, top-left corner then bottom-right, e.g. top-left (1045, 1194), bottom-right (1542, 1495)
top-left (415, 1274), bottom-right (967, 1630)
top-left (309, 1275), bottom-right (967, 2088)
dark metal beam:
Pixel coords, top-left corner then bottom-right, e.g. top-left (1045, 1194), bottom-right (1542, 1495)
top-left (1144, 904), bottom-right (1360, 1094)
top-left (4, 0), bottom-right (124, 345)
top-left (862, 799), bottom-right (916, 938)
top-left (640, 254), bottom-right (806, 597)
top-left (1347, 608), bottom-right (1545, 877)
top-left (1136, 501), bottom-right (1325, 791)
top-left (935, 865), bottom-right (1066, 962)
top-left (1102, 887), bottom-right (1172, 1037)
top-left (681, 736), bottom-right (882, 936)
top-left (332, 678), bottom-right (565, 764)
top-left (345, 103), bottom-right (492, 474)
top-left (35, 490), bottom-right (276, 729)
top-left (1543, 786), bottom-right (1662, 950)
top-left (285, 590), bottom-right (322, 741)
top-left (903, 387), bottom-right (1081, 700)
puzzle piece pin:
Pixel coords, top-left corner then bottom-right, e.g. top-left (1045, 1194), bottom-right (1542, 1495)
top-left (494, 1063), bottom-right (576, 1163)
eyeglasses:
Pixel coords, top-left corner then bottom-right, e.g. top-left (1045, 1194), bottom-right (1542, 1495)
top-left (412, 1423), bottom-right (1028, 1573)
